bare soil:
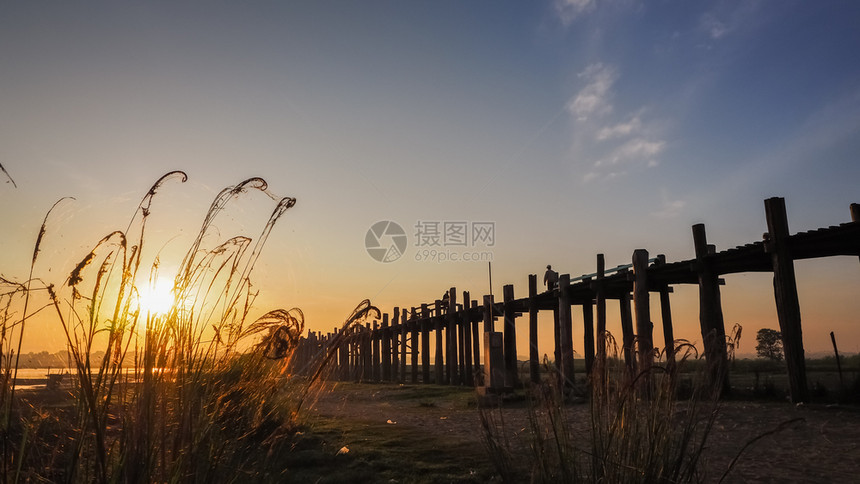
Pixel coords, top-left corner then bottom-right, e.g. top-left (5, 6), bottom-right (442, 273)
top-left (305, 382), bottom-right (860, 483)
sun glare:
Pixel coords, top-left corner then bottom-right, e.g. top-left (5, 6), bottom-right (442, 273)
top-left (138, 277), bottom-right (176, 316)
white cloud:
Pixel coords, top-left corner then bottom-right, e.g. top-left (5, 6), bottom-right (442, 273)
top-left (651, 190), bottom-right (686, 218)
top-left (702, 14), bottom-right (728, 39)
top-left (555, 0), bottom-right (597, 25)
top-left (597, 114), bottom-right (642, 140)
top-left (607, 138), bottom-right (665, 165)
top-left (567, 63), bottom-right (617, 121)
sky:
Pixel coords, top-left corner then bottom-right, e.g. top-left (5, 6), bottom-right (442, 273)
top-left (1, 1), bottom-right (859, 357)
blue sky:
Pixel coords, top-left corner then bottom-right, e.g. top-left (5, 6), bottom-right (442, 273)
top-left (1, 1), bottom-right (859, 354)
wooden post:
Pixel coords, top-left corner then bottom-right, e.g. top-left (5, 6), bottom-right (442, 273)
top-left (693, 223), bottom-right (730, 397)
top-left (831, 331), bottom-right (844, 390)
top-left (656, 255), bottom-right (676, 373)
top-left (363, 323), bottom-right (372, 382)
top-left (400, 308), bottom-right (408, 383)
top-left (381, 314), bottom-right (391, 381)
top-left (463, 291), bottom-right (473, 386)
top-left (434, 300), bottom-right (444, 384)
top-left (632, 249), bottom-right (654, 381)
top-left (391, 309), bottom-right (399, 383)
top-left (372, 321), bottom-right (380, 381)
top-left (339, 327), bottom-right (350, 381)
top-left (553, 297), bottom-right (561, 372)
top-left (764, 197), bottom-right (808, 403)
top-left (447, 288), bottom-right (458, 385)
top-left (528, 274), bottom-right (540, 384)
top-left (483, 294), bottom-right (504, 389)
top-left (558, 274), bottom-right (575, 387)
top-left (503, 284), bottom-right (518, 388)
top-left (458, 291), bottom-right (467, 385)
top-left (618, 279), bottom-right (636, 376)
top-left (595, 254), bottom-right (607, 385)
top-left (411, 307), bottom-right (419, 383)
top-left (421, 304), bottom-right (430, 383)
top-left (581, 277), bottom-right (595, 378)
top-left (471, 300), bottom-right (481, 381)
top-left (851, 204), bottom-right (860, 263)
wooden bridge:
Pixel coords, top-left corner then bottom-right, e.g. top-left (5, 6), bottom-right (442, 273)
top-left (291, 197), bottom-right (860, 403)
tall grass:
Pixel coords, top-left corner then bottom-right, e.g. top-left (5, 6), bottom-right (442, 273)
top-left (481, 336), bottom-right (721, 483)
top-left (0, 172), bottom-right (371, 482)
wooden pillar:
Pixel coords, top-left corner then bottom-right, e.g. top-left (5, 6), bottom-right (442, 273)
top-left (447, 288), bottom-right (458, 385)
top-left (528, 274), bottom-right (540, 384)
top-left (339, 327), bottom-right (349, 381)
top-left (362, 323), bottom-right (371, 382)
top-left (434, 300), bottom-right (444, 384)
top-left (372, 321), bottom-right (380, 381)
top-left (656, 255), bottom-right (676, 373)
top-left (558, 274), bottom-right (575, 387)
top-left (595, 254), bottom-right (607, 385)
top-left (618, 278), bottom-right (636, 376)
top-left (471, 300), bottom-right (480, 380)
top-left (852, 204), bottom-right (860, 263)
top-left (411, 307), bottom-right (419, 383)
top-left (693, 223), bottom-right (730, 396)
top-left (503, 284), bottom-right (518, 388)
top-left (381, 314), bottom-right (391, 381)
top-left (463, 292), bottom-right (474, 386)
top-left (764, 197), bottom-right (808, 403)
top-left (553, 298), bottom-right (561, 372)
top-left (483, 294), bottom-right (504, 389)
top-left (391, 309), bottom-right (400, 383)
top-left (400, 308), bottom-right (407, 382)
top-left (632, 249), bottom-right (654, 380)
top-left (459, 291), bottom-right (468, 385)
top-left (421, 304), bottom-right (430, 383)
top-left (582, 277), bottom-right (595, 378)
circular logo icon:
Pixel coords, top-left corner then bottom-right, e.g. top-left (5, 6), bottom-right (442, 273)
top-left (365, 221), bottom-right (407, 263)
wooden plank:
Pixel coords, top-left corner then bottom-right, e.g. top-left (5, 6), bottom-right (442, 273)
top-left (765, 197), bottom-right (808, 403)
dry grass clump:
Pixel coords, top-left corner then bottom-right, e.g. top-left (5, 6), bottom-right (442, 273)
top-left (481, 339), bottom-right (722, 483)
top-left (0, 172), bottom-right (371, 482)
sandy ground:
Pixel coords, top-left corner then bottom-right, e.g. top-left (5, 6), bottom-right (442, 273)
top-left (309, 383), bottom-right (860, 483)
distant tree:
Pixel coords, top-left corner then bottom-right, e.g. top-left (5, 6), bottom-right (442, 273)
top-left (755, 328), bottom-right (784, 361)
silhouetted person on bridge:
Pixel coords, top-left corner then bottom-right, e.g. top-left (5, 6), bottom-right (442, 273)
top-left (544, 265), bottom-right (559, 291)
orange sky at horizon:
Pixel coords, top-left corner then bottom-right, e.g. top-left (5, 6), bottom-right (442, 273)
top-left (2, 2), bottom-right (860, 359)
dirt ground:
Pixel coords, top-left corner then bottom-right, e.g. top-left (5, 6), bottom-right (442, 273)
top-left (306, 383), bottom-right (860, 483)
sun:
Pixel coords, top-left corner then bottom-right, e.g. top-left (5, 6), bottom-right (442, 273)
top-left (138, 276), bottom-right (176, 317)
